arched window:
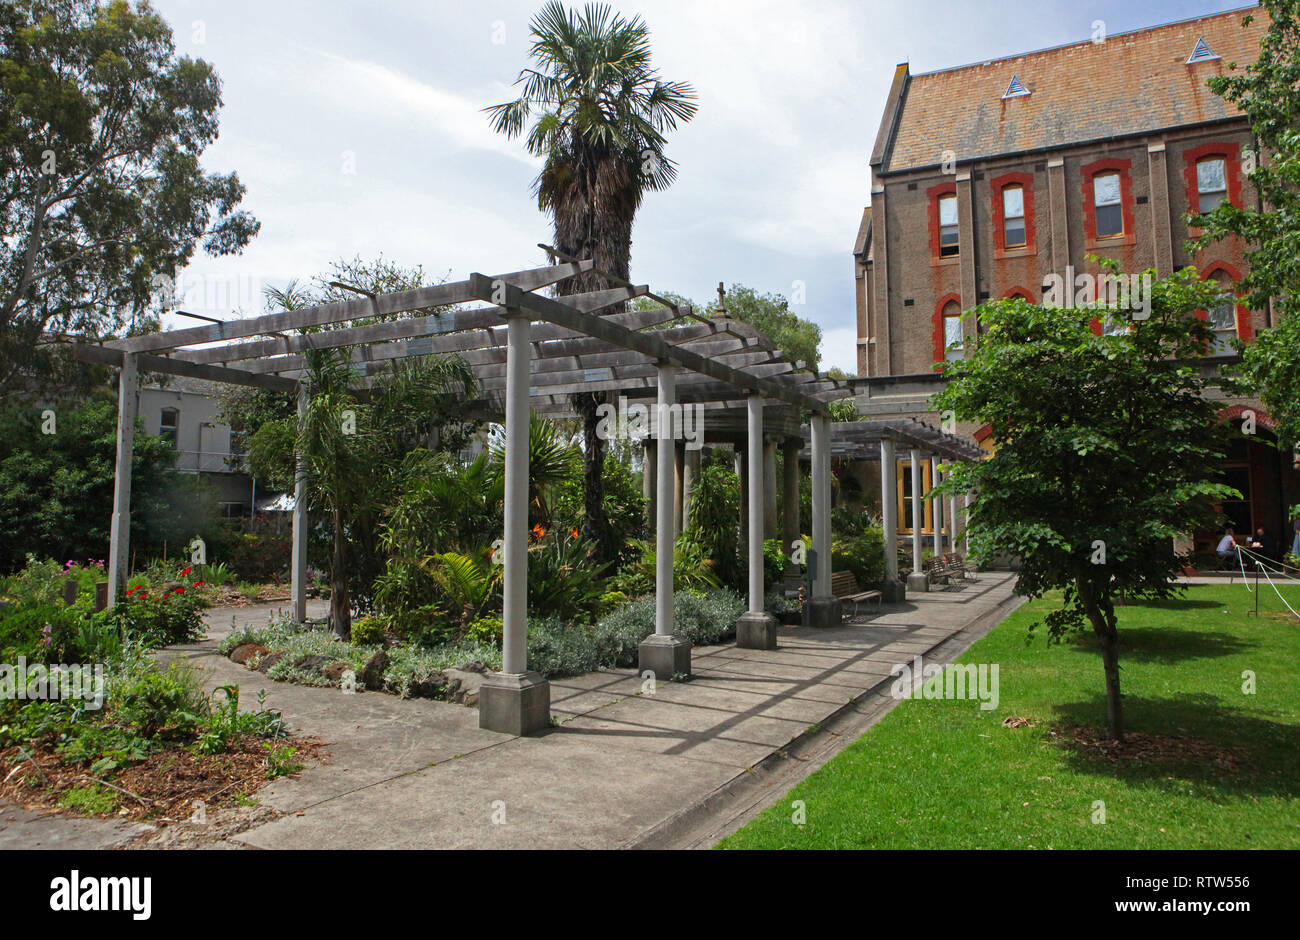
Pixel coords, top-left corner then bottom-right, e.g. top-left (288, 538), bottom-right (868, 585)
top-left (943, 301), bottom-right (964, 361)
top-left (1207, 270), bottom-right (1238, 356)
top-left (1093, 172), bottom-right (1123, 238)
top-left (1002, 184), bottom-right (1026, 248)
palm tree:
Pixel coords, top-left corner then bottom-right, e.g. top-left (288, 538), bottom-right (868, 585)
top-left (486, 1), bottom-right (696, 565)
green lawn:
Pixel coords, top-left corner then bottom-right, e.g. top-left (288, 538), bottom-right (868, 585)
top-left (720, 582), bottom-right (1300, 849)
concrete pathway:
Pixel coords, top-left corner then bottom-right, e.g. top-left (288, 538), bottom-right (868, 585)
top-left (3, 574), bottom-right (1022, 849)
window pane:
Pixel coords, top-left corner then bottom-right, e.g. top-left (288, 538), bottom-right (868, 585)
top-left (1197, 158), bottom-right (1226, 195)
top-left (1096, 203), bottom-right (1123, 238)
top-left (944, 314), bottom-right (964, 360)
top-left (940, 224), bottom-right (959, 256)
top-left (1004, 218), bottom-right (1026, 247)
top-left (1093, 172), bottom-right (1121, 207)
top-left (1209, 301), bottom-right (1236, 355)
top-left (1002, 186), bottom-right (1024, 218)
top-left (1199, 190), bottom-right (1225, 213)
top-left (938, 195), bottom-right (957, 226)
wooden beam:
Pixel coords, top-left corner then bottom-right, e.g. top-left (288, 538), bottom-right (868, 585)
top-left (475, 276), bottom-right (831, 414)
top-left (69, 344), bottom-right (299, 393)
top-left (106, 260), bottom-right (595, 354)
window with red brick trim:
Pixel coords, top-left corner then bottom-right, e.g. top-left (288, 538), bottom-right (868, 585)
top-left (1199, 261), bottom-right (1254, 352)
top-left (928, 182), bottom-right (958, 260)
top-left (1081, 158), bottom-right (1136, 248)
top-left (1003, 286), bottom-right (1035, 301)
top-left (932, 294), bottom-right (963, 366)
top-left (1183, 142), bottom-right (1243, 219)
top-left (991, 172), bottom-right (1036, 256)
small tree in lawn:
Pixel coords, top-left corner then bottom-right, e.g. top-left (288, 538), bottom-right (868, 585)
top-left (933, 265), bottom-right (1238, 741)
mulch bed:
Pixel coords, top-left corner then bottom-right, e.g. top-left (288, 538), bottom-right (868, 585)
top-left (1052, 725), bottom-right (1242, 770)
top-left (210, 586), bottom-right (295, 608)
top-left (0, 736), bottom-right (324, 823)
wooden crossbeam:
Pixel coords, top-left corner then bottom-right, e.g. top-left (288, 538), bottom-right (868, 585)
top-left (108, 260), bottom-right (595, 355)
top-left (476, 275), bottom-right (831, 414)
top-left (69, 344), bottom-right (298, 393)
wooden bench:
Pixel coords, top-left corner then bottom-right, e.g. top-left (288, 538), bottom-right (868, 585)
top-left (925, 554), bottom-right (974, 587)
top-left (831, 570), bottom-right (882, 618)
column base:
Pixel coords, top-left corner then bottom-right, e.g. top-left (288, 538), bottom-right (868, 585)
top-left (478, 671), bottom-right (550, 736)
top-left (907, 572), bottom-right (930, 593)
top-left (735, 611), bottom-right (779, 649)
top-left (805, 597), bottom-right (841, 628)
top-left (882, 580), bottom-right (907, 603)
top-left (638, 634), bottom-right (692, 680)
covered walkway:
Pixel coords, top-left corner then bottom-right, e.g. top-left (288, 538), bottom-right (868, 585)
top-left (70, 252), bottom-right (983, 736)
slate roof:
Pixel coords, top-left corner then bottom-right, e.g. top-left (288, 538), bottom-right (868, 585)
top-left (879, 6), bottom-right (1266, 173)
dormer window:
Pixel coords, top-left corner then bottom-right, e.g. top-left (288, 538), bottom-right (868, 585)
top-left (1187, 38), bottom-right (1219, 64)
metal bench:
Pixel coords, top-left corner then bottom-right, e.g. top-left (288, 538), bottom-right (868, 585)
top-left (831, 570), bottom-right (882, 618)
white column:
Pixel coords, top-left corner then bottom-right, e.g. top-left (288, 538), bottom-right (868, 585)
top-left (880, 437), bottom-right (898, 585)
top-left (931, 458), bottom-right (944, 556)
top-left (910, 450), bottom-right (924, 574)
top-left (811, 414), bottom-right (832, 597)
top-left (501, 312), bottom-right (531, 675)
top-left (964, 491), bottom-right (972, 557)
top-left (656, 364), bottom-right (677, 635)
top-left (763, 437), bottom-right (778, 539)
top-left (107, 353), bottom-right (139, 607)
top-left (948, 490), bottom-right (959, 559)
top-left (747, 393), bottom-right (766, 611)
top-left (291, 383), bottom-right (309, 622)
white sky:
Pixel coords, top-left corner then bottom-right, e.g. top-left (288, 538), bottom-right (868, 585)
top-left (153, 0), bottom-right (1247, 374)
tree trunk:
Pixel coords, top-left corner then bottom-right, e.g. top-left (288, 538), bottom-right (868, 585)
top-left (330, 509), bottom-right (351, 640)
top-left (1076, 576), bottom-right (1123, 742)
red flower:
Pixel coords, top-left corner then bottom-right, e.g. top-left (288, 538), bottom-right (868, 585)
top-left (172, 587), bottom-right (185, 594)
top-left (180, 567), bottom-right (193, 576)
top-left (194, 581), bottom-right (206, 587)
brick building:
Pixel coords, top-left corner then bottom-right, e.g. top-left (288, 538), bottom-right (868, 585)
top-left (849, 5), bottom-right (1299, 557)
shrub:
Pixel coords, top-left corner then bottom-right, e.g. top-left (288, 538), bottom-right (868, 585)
top-left (110, 584), bottom-right (206, 648)
top-left (350, 616), bottom-right (387, 646)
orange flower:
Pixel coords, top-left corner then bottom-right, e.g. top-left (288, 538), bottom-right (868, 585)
top-left (531, 525), bottom-right (545, 540)
top-left (570, 527), bottom-right (579, 539)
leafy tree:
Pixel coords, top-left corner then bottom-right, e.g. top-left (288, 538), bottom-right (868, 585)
top-left (0, 0), bottom-right (258, 397)
top-left (721, 284), bottom-right (823, 370)
top-left (487, 1), bottom-right (696, 567)
top-left (933, 268), bottom-right (1237, 741)
top-left (1194, 0), bottom-right (1300, 449)
top-left (0, 393), bottom-right (216, 572)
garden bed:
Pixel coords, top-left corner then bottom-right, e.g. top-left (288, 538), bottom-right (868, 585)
top-left (218, 588), bottom-right (749, 705)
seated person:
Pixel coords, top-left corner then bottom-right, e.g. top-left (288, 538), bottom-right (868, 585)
top-left (1215, 528), bottom-right (1238, 563)
top-left (1249, 526), bottom-right (1277, 561)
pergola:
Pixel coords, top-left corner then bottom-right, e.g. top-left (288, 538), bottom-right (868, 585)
top-left (71, 254), bottom-right (979, 736)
